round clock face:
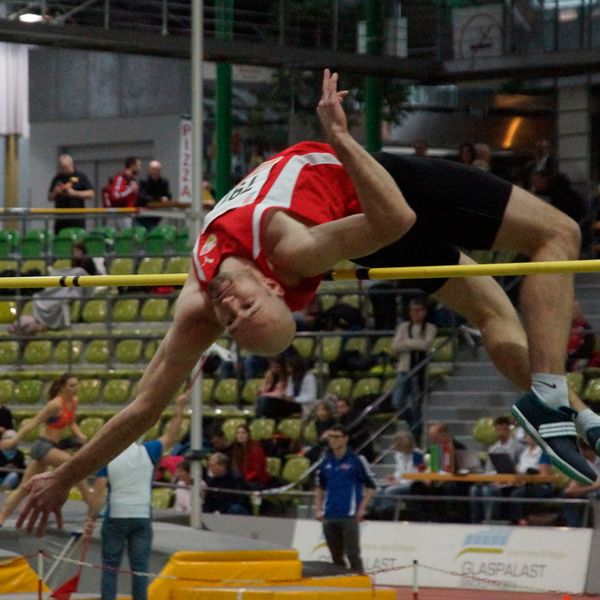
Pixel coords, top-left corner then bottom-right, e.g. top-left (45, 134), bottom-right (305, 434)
top-left (458, 12), bottom-right (503, 59)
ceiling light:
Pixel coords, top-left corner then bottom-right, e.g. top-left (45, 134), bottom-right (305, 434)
top-left (19, 13), bottom-right (44, 23)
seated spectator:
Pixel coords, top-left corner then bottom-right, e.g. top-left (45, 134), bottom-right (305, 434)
top-left (230, 424), bottom-right (270, 489)
top-left (204, 452), bottom-right (250, 514)
top-left (207, 423), bottom-right (232, 458)
top-left (509, 434), bottom-right (554, 525)
top-left (255, 356), bottom-right (299, 420)
top-left (470, 415), bottom-right (521, 523)
top-left (285, 353), bottom-right (317, 418)
top-left (427, 421), bottom-right (470, 522)
top-left (0, 430), bottom-right (25, 491)
top-left (8, 242), bottom-right (102, 336)
top-left (391, 297), bottom-right (437, 441)
top-left (566, 301), bottom-right (595, 372)
top-left (334, 396), bottom-right (374, 462)
top-left (0, 402), bottom-right (13, 437)
top-left (136, 160), bottom-right (172, 230)
top-left (303, 398), bottom-right (336, 463)
top-left (380, 431), bottom-right (427, 520)
top-left (562, 441), bottom-right (600, 527)
top-left (315, 302), bottom-right (365, 332)
top-left (174, 459), bottom-right (193, 514)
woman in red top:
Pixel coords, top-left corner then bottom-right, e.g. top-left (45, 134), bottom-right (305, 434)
top-left (230, 424), bottom-right (270, 488)
top-left (0, 373), bottom-right (91, 526)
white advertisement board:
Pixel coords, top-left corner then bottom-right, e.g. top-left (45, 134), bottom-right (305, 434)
top-left (292, 520), bottom-right (592, 594)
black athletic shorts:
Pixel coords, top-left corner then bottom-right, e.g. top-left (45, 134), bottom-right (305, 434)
top-left (355, 152), bottom-right (513, 293)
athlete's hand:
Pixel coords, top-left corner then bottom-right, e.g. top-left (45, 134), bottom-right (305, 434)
top-left (317, 68), bottom-right (350, 141)
top-left (16, 471), bottom-right (69, 537)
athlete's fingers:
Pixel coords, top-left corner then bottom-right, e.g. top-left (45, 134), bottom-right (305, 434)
top-left (53, 509), bottom-right (63, 531)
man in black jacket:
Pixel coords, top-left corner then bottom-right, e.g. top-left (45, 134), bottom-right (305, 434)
top-left (203, 452), bottom-right (250, 515)
top-left (136, 160), bottom-right (172, 230)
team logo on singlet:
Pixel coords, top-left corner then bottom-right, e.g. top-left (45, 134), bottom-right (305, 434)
top-left (199, 233), bottom-right (217, 266)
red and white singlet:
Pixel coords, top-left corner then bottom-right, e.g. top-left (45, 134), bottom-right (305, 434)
top-left (192, 141), bottom-right (360, 310)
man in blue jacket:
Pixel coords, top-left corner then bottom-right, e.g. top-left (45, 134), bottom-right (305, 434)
top-left (315, 424), bottom-right (377, 573)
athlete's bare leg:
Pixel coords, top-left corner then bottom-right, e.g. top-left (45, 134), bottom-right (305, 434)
top-left (491, 185), bottom-right (579, 377)
top-left (434, 253), bottom-right (530, 391)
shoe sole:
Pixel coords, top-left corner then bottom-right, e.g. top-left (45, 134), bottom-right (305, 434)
top-left (511, 405), bottom-right (595, 485)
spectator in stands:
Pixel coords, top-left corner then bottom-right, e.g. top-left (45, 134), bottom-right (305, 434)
top-left (0, 430), bottom-right (25, 491)
top-left (304, 398), bottom-right (337, 463)
top-left (0, 373), bottom-right (92, 526)
top-left (103, 157), bottom-right (141, 230)
top-left (562, 441), bottom-right (600, 527)
top-left (334, 396), bottom-right (374, 462)
top-left (173, 458), bottom-right (193, 514)
top-left (391, 297), bottom-right (437, 441)
top-left (566, 301), bottom-right (595, 372)
top-left (427, 421), bottom-right (469, 522)
top-left (457, 143), bottom-right (475, 165)
top-left (0, 402), bottom-right (13, 437)
top-left (315, 424), bottom-right (377, 573)
top-left (509, 434), bottom-right (554, 525)
top-left (207, 423), bottom-right (232, 458)
top-left (8, 242), bottom-right (100, 335)
top-left (531, 171), bottom-right (590, 253)
top-left (293, 296), bottom-right (323, 331)
top-left (413, 138), bottom-right (428, 157)
top-left (472, 143), bottom-right (492, 172)
top-left (469, 415), bottom-right (521, 523)
top-left (285, 353), bottom-right (317, 418)
top-left (518, 138), bottom-right (557, 190)
top-left (136, 160), bottom-right (172, 231)
top-left (84, 393), bottom-right (188, 600)
top-left (230, 424), bottom-right (270, 489)
top-left (255, 356), bottom-right (299, 419)
top-left (380, 430), bottom-right (426, 520)
top-left (48, 154), bottom-right (94, 234)
top-left (203, 452), bottom-right (250, 515)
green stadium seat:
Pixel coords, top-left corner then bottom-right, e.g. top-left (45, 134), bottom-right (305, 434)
top-left (14, 380), bottom-right (44, 404)
top-left (266, 456), bottom-right (282, 479)
top-left (51, 259), bottom-right (72, 271)
top-left (241, 378), bottom-right (262, 405)
top-left (344, 336), bottom-right (368, 356)
top-left (108, 258), bottom-right (135, 276)
top-left (137, 257), bottom-right (165, 275)
top-left (213, 378), bottom-right (239, 405)
top-left (23, 340), bottom-right (53, 365)
top-left (83, 340), bottom-right (110, 364)
top-left (302, 420), bottom-right (317, 445)
top-left (324, 377), bottom-right (353, 398)
top-left (144, 339), bottom-right (160, 362)
top-left (584, 378), bottom-right (600, 404)
top-left (222, 417), bottom-right (247, 442)
top-left (316, 336), bottom-right (342, 364)
top-left (174, 230), bottom-right (191, 253)
top-left (339, 294), bottom-right (360, 309)
top-left (145, 226), bottom-right (175, 255)
top-left (20, 230), bottom-right (48, 258)
top-left (382, 377), bottom-right (396, 395)
top-left (165, 256), bottom-right (190, 274)
top-left (291, 337), bottom-right (315, 361)
top-left (281, 456), bottom-right (310, 485)
top-left (151, 488), bottom-right (173, 510)
top-left (114, 226), bottom-right (145, 256)
top-left (0, 341), bottom-right (18, 364)
top-left (91, 226), bottom-right (116, 240)
top-left (372, 336), bottom-right (393, 357)
top-left (278, 418), bottom-right (303, 441)
top-left (103, 379), bottom-right (131, 404)
top-left (78, 378), bottom-right (102, 404)
top-left (351, 377), bottom-right (382, 400)
top-left (112, 299), bottom-right (140, 322)
top-left (0, 230), bottom-right (13, 257)
top-left (566, 372), bottom-right (584, 396)
top-left (0, 259), bottom-right (18, 273)
top-left (78, 417), bottom-right (105, 439)
top-left (82, 232), bottom-right (107, 256)
top-left (201, 378), bottom-right (214, 403)
top-left (115, 339), bottom-right (143, 363)
top-left (21, 259), bottom-right (46, 275)
top-left (0, 379), bottom-right (15, 403)
top-left (431, 336), bottom-right (455, 362)
top-left (82, 299), bottom-right (108, 323)
top-left (144, 420), bottom-right (162, 441)
top-left (140, 298), bottom-right (169, 322)
top-left (319, 294), bottom-right (337, 311)
top-left (0, 301), bottom-right (17, 324)
top-left (249, 418), bottom-right (275, 441)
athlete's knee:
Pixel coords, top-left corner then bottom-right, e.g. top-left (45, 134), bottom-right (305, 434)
top-left (536, 211), bottom-right (580, 259)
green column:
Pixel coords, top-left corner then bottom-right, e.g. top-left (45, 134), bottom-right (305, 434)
top-left (365, 0), bottom-right (383, 152)
top-left (215, 0), bottom-right (233, 200)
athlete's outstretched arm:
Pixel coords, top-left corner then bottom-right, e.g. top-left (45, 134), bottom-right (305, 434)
top-left (17, 271), bottom-right (224, 536)
top-left (277, 70), bottom-right (416, 276)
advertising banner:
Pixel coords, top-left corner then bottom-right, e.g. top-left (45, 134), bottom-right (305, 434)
top-left (292, 520), bottom-right (592, 594)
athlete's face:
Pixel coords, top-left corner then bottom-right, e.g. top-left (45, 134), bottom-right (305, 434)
top-left (208, 270), bottom-right (296, 355)
top-left (63, 377), bottom-right (79, 398)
